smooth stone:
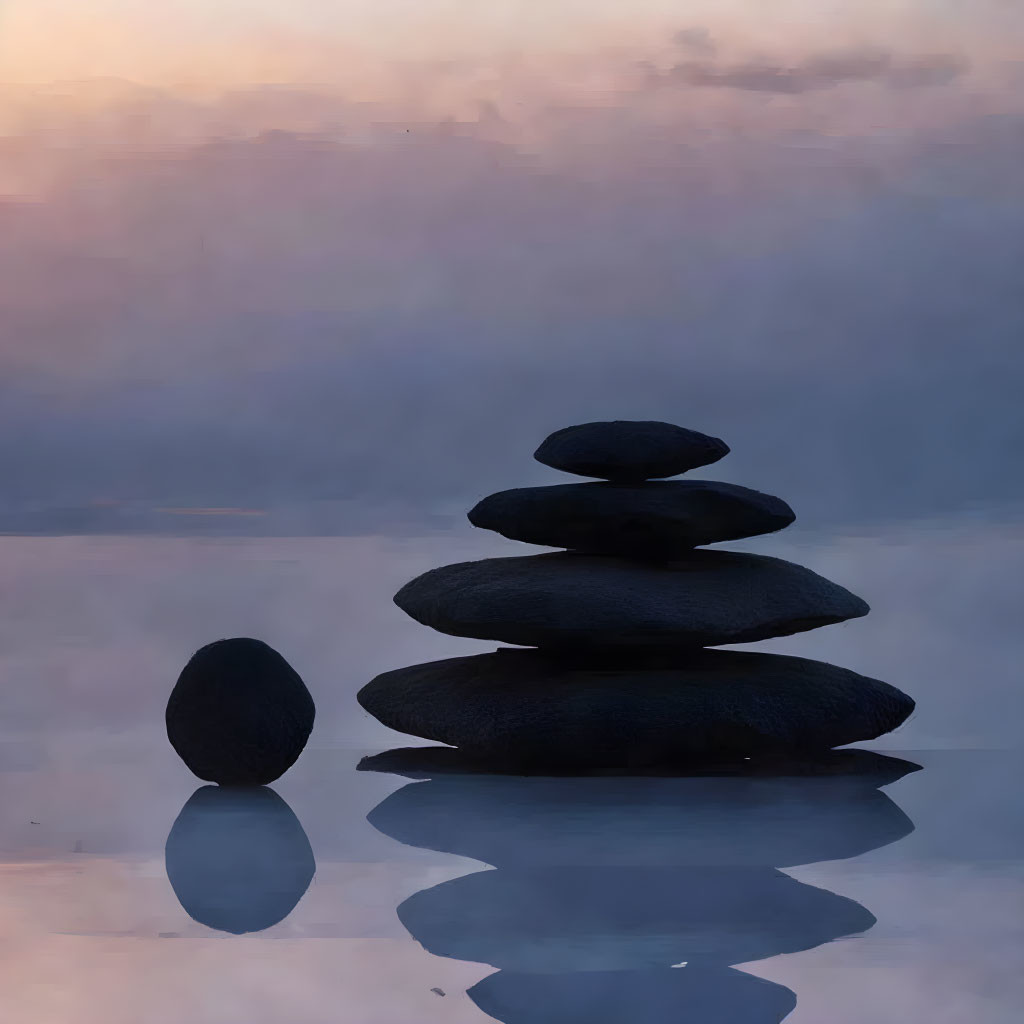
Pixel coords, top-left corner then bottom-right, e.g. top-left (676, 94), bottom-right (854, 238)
top-left (358, 745), bottom-right (922, 784)
top-left (166, 637), bottom-right (315, 786)
top-left (397, 865), bottom-right (875, 971)
top-left (468, 480), bottom-right (795, 555)
top-left (165, 786), bottom-right (315, 934)
top-left (365, 770), bottom-right (916, 868)
top-left (534, 420), bottom-right (729, 481)
top-left (393, 550), bottom-right (869, 648)
top-left (357, 648), bottom-right (915, 768)
top-left (469, 968), bottom-right (797, 1024)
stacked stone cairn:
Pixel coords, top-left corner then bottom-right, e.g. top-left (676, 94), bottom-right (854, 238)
top-left (358, 421), bottom-right (915, 770)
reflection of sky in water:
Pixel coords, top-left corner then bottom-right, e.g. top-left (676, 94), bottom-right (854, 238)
top-left (0, 523), bottom-right (1020, 1020)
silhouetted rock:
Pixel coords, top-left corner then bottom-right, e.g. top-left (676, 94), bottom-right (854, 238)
top-left (469, 968), bottom-right (797, 1024)
top-left (393, 551), bottom-right (868, 648)
top-left (358, 649), bottom-right (912, 767)
top-left (165, 786), bottom-right (315, 934)
top-left (397, 865), bottom-right (875, 971)
top-left (357, 744), bottom-right (922, 784)
top-left (468, 480), bottom-right (795, 556)
top-left (166, 638), bottom-right (315, 786)
top-left (365, 770), bottom-right (916, 868)
top-left (534, 421), bottom-right (729, 481)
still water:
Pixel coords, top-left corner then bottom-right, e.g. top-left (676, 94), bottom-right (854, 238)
top-left (0, 520), bottom-right (1021, 1022)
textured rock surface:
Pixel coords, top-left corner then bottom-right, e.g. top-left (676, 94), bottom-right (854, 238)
top-left (534, 420), bottom-right (729, 481)
top-left (397, 865), bottom-right (875, 971)
top-left (365, 770), bottom-right (916, 867)
top-left (166, 638), bottom-right (315, 785)
top-left (394, 551), bottom-right (869, 648)
top-left (357, 648), bottom-right (914, 768)
top-left (468, 480), bottom-right (795, 555)
top-left (164, 785), bottom-right (315, 934)
top-left (469, 968), bottom-right (797, 1024)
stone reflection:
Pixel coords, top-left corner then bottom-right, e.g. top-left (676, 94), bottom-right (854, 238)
top-left (362, 748), bottom-right (919, 1023)
top-left (165, 785), bottom-right (315, 935)
top-left (470, 968), bottom-right (797, 1024)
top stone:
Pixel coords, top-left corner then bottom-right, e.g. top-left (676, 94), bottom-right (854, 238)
top-left (534, 421), bottom-right (729, 481)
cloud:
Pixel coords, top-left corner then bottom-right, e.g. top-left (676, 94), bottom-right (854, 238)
top-left (672, 28), bottom-right (717, 57)
top-left (0, 74), bottom-right (1019, 532)
top-left (661, 38), bottom-right (966, 94)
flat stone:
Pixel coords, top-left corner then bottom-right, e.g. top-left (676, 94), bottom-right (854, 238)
top-left (468, 480), bottom-right (795, 555)
top-left (358, 745), bottom-right (922, 785)
top-left (357, 648), bottom-right (915, 768)
top-left (397, 865), bottom-right (875, 971)
top-left (166, 638), bottom-right (315, 786)
top-left (534, 421), bottom-right (729, 481)
top-left (393, 551), bottom-right (869, 648)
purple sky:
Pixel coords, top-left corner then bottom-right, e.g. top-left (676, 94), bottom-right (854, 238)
top-left (0, 3), bottom-right (1021, 530)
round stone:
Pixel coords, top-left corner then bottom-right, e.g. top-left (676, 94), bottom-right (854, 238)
top-left (393, 551), bottom-right (869, 648)
top-left (357, 648), bottom-right (915, 768)
top-left (468, 480), bottom-right (795, 555)
top-left (534, 421), bottom-right (729, 481)
top-left (166, 637), bottom-right (315, 786)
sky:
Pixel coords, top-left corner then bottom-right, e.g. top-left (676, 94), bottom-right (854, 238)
top-left (0, 0), bottom-right (1022, 530)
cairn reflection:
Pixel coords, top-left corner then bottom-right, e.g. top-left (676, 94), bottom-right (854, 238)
top-left (165, 785), bottom-right (315, 934)
top-left (470, 968), bottom-right (797, 1024)
top-left (363, 748), bottom-right (919, 1023)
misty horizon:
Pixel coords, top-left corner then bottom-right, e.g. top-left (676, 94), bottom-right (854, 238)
top-left (1, 3), bottom-right (1022, 533)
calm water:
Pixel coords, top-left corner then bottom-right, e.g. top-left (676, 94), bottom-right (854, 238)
top-left (0, 520), bottom-right (1021, 1022)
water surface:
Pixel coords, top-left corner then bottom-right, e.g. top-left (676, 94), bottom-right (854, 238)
top-left (0, 522), bottom-right (1021, 1021)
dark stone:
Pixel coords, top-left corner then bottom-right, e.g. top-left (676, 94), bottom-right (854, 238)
top-left (468, 480), bottom-right (795, 555)
top-left (365, 771), bottom-right (916, 868)
top-left (396, 865), bottom-right (875, 971)
top-left (393, 551), bottom-right (869, 648)
top-left (166, 637), bottom-right (315, 786)
top-left (534, 420), bottom-right (729, 481)
top-left (357, 745), bottom-right (922, 784)
top-left (469, 968), bottom-right (797, 1024)
top-left (356, 648), bottom-right (915, 768)
top-left (164, 786), bottom-right (315, 934)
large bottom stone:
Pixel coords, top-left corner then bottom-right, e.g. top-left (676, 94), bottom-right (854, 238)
top-left (359, 744), bottom-right (921, 783)
top-left (357, 648), bottom-right (914, 768)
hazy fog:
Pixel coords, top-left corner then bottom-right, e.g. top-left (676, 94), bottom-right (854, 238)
top-left (0, 2), bottom-right (1021, 531)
